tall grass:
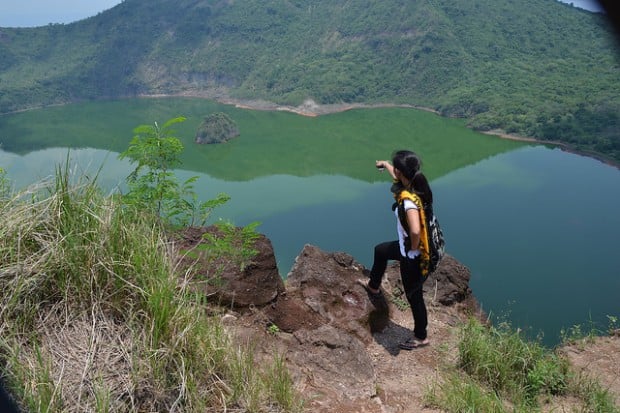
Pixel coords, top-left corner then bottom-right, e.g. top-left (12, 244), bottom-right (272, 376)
top-left (0, 168), bottom-right (302, 412)
top-left (458, 318), bottom-right (569, 404)
top-left (426, 317), bottom-right (619, 413)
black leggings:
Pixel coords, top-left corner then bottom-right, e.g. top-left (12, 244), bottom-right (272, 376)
top-left (368, 241), bottom-right (428, 340)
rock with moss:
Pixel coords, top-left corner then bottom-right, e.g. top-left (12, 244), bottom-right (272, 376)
top-left (195, 112), bottom-right (240, 144)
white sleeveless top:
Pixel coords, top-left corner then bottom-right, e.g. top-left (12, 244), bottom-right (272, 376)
top-left (395, 199), bottom-right (421, 259)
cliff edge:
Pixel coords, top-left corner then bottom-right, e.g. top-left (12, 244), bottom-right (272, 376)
top-left (176, 227), bottom-right (620, 412)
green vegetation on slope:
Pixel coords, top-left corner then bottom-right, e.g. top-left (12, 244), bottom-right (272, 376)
top-left (0, 145), bottom-right (303, 411)
top-left (426, 318), bottom-right (619, 412)
top-left (0, 0), bottom-right (618, 162)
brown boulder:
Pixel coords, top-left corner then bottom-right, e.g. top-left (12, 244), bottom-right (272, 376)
top-left (271, 244), bottom-right (391, 342)
top-left (215, 234), bottom-right (285, 307)
top-left (174, 226), bottom-right (285, 308)
top-left (381, 254), bottom-right (473, 307)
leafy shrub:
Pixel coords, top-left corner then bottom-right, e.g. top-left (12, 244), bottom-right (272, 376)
top-left (119, 116), bottom-right (229, 226)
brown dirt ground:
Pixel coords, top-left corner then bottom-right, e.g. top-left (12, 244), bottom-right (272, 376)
top-left (235, 300), bottom-right (620, 412)
top-left (230, 295), bottom-right (470, 413)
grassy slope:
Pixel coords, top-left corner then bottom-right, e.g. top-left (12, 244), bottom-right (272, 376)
top-left (0, 170), bottom-right (303, 412)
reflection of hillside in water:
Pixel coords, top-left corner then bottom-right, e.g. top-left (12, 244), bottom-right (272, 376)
top-left (0, 98), bottom-right (524, 182)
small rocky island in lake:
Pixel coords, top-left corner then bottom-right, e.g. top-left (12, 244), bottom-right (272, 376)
top-left (195, 112), bottom-right (240, 144)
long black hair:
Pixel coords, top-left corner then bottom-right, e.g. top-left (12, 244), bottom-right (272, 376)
top-left (392, 150), bottom-right (433, 205)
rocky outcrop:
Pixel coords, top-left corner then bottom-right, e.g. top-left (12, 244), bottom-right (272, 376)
top-left (175, 228), bottom-right (620, 411)
top-left (212, 241), bottom-right (475, 337)
top-left (177, 231), bottom-right (620, 411)
top-left (174, 226), bottom-right (285, 308)
top-left (203, 239), bottom-right (478, 411)
top-left (214, 233), bottom-right (285, 307)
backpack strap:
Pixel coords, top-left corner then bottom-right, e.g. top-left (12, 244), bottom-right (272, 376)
top-left (395, 190), bottom-right (432, 277)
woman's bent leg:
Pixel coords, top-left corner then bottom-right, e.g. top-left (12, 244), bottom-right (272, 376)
top-left (368, 241), bottom-right (400, 291)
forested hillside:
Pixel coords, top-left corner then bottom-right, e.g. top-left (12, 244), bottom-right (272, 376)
top-left (0, 0), bottom-right (618, 162)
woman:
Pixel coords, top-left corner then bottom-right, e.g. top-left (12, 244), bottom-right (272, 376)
top-left (362, 150), bottom-right (433, 350)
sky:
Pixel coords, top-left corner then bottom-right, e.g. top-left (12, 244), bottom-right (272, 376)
top-left (0, 0), bottom-right (124, 27)
top-left (0, 0), bottom-right (606, 28)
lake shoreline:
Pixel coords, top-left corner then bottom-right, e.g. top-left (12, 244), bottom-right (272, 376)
top-left (199, 94), bottom-right (620, 169)
top-left (4, 92), bottom-right (618, 169)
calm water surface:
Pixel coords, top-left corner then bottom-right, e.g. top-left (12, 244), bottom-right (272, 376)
top-left (434, 146), bottom-right (620, 344)
top-left (1, 144), bottom-right (618, 346)
top-left (252, 145), bottom-right (620, 346)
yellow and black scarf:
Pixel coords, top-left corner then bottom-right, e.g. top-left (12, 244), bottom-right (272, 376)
top-left (395, 190), bottom-right (432, 277)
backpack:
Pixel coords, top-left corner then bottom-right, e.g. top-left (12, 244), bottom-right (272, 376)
top-left (394, 190), bottom-right (446, 277)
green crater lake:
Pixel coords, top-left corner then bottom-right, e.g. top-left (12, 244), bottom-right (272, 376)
top-left (1, 97), bottom-right (618, 346)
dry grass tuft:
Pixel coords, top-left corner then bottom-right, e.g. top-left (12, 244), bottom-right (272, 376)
top-left (29, 305), bottom-right (134, 412)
